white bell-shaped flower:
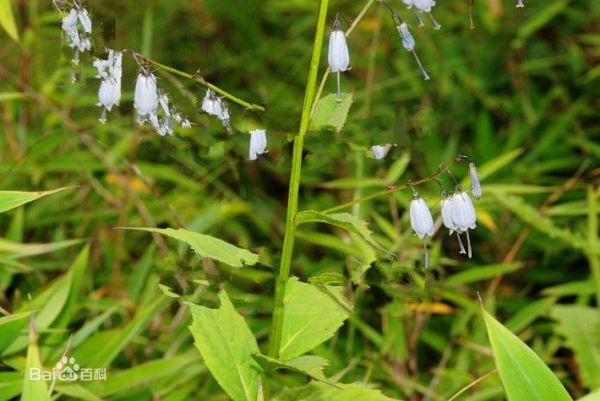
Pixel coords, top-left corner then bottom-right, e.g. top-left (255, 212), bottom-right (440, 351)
top-left (450, 191), bottom-right (476, 233)
top-left (134, 73), bottom-right (159, 124)
top-left (60, 5), bottom-right (92, 66)
top-left (410, 193), bottom-right (434, 268)
top-left (516, 0), bottom-right (525, 7)
top-left (441, 194), bottom-right (467, 254)
top-left (249, 129), bottom-right (268, 160)
top-left (328, 23), bottom-right (349, 73)
top-left (469, 162), bottom-right (482, 199)
top-left (328, 19), bottom-right (350, 102)
top-left (201, 89), bottom-right (231, 129)
top-left (95, 50), bottom-right (122, 123)
top-left (410, 196), bottom-right (434, 239)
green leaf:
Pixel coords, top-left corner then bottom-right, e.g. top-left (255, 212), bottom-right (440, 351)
top-left (0, 312), bottom-right (28, 353)
top-left (446, 263), bottom-right (524, 286)
top-left (0, 0), bottom-right (19, 42)
top-left (493, 192), bottom-right (589, 254)
top-left (0, 238), bottom-right (85, 259)
top-left (296, 211), bottom-right (387, 255)
top-left (252, 354), bottom-right (330, 381)
top-left (158, 283), bottom-right (180, 298)
top-left (309, 93), bottom-right (353, 133)
top-left (482, 308), bottom-right (572, 401)
top-left (550, 305), bottom-right (600, 389)
top-left (22, 317), bottom-right (52, 401)
top-left (274, 382), bottom-right (396, 401)
top-left (0, 187), bottom-right (74, 214)
top-left (188, 290), bottom-right (262, 401)
top-left (279, 278), bottom-right (349, 361)
top-left (121, 227), bottom-right (258, 268)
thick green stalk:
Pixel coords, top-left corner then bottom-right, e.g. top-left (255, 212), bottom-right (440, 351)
top-left (267, 0), bottom-right (330, 359)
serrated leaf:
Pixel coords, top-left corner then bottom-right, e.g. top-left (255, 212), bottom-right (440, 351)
top-left (309, 93), bottom-right (353, 133)
top-left (120, 227), bottom-right (258, 268)
top-left (279, 277), bottom-right (349, 361)
top-left (0, 187), bottom-right (74, 214)
top-left (296, 211), bottom-right (387, 255)
top-left (550, 305), bottom-right (600, 389)
top-left (252, 354), bottom-right (330, 381)
top-left (189, 291), bottom-right (261, 401)
top-left (482, 308), bottom-right (573, 401)
top-left (0, 0), bottom-right (18, 42)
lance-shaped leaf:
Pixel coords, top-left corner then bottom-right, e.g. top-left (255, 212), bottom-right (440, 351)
top-left (296, 211), bottom-right (388, 255)
top-left (22, 316), bottom-right (52, 401)
top-left (274, 382), bottom-right (396, 401)
top-left (188, 291), bottom-right (262, 401)
top-left (309, 93), bottom-right (353, 133)
top-left (279, 278), bottom-right (350, 361)
top-left (120, 227), bottom-right (258, 268)
top-left (0, 187), bottom-right (74, 214)
top-left (482, 308), bottom-right (573, 401)
top-left (0, 0), bottom-right (19, 42)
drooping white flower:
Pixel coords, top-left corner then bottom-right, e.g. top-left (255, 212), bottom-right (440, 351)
top-left (441, 194), bottom-right (467, 254)
top-left (95, 50), bottom-right (122, 123)
top-left (328, 18), bottom-right (350, 102)
top-left (450, 190), bottom-right (477, 258)
top-left (469, 162), bottom-right (482, 199)
top-left (516, 0), bottom-right (525, 7)
top-left (180, 118), bottom-right (192, 129)
top-left (60, 4), bottom-right (92, 66)
top-left (410, 193), bottom-right (434, 268)
top-left (450, 191), bottom-right (476, 233)
top-left (413, 0), bottom-right (436, 13)
top-left (201, 89), bottom-right (231, 129)
top-left (396, 23), bottom-right (430, 80)
top-left (134, 73), bottom-right (159, 124)
top-left (249, 129), bottom-right (267, 160)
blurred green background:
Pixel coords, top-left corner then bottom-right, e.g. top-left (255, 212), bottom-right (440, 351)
top-left (0, 0), bottom-right (599, 400)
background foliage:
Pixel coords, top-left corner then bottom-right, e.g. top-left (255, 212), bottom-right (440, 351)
top-left (0, 0), bottom-right (599, 400)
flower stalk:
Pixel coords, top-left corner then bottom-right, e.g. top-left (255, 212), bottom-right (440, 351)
top-left (266, 0), bottom-right (330, 362)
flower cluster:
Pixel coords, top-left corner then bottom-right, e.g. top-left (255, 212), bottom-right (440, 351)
top-left (409, 159), bottom-right (482, 268)
top-left (58, 1), bottom-right (92, 68)
top-left (94, 50), bottom-right (122, 123)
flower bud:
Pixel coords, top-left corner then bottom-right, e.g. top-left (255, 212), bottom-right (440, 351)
top-left (328, 24), bottom-right (349, 73)
top-left (469, 162), bottom-right (482, 199)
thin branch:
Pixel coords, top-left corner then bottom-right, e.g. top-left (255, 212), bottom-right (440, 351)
top-left (447, 369), bottom-right (498, 401)
top-left (319, 156), bottom-right (462, 214)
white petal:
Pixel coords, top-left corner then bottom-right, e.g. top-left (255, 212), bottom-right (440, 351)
top-left (328, 30), bottom-right (349, 73)
top-left (249, 129), bottom-right (267, 160)
top-left (410, 197), bottom-right (434, 239)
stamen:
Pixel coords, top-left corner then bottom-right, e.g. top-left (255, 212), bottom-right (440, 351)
top-left (466, 230), bottom-right (472, 258)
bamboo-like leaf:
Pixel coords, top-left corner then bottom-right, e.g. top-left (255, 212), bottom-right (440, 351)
top-left (309, 93), bottom-right (353, 133)
top-left (22, 316), bottom-right (52, 401)
top-left (0, 187), bottom-right (74, 214)
top-left (279, 278), bottom-right (349, 361)
top-left (120, 227), bottom-right (258, 268)
top-left (0, 0), bottom-right (19, 42)
top-left (482, 308), bottom-right (573, 401)
top-left (188, 290), bottom-right (262, 401)
top-left (551, 305), bottom-right (600, 389)
top-left (0, 312), bottom-right (28, 353)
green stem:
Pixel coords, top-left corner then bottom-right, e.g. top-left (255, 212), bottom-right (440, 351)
top-left (266, 0), bottom-right (330, 360)
top-left (144, 57), bottom-right (266, 112)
